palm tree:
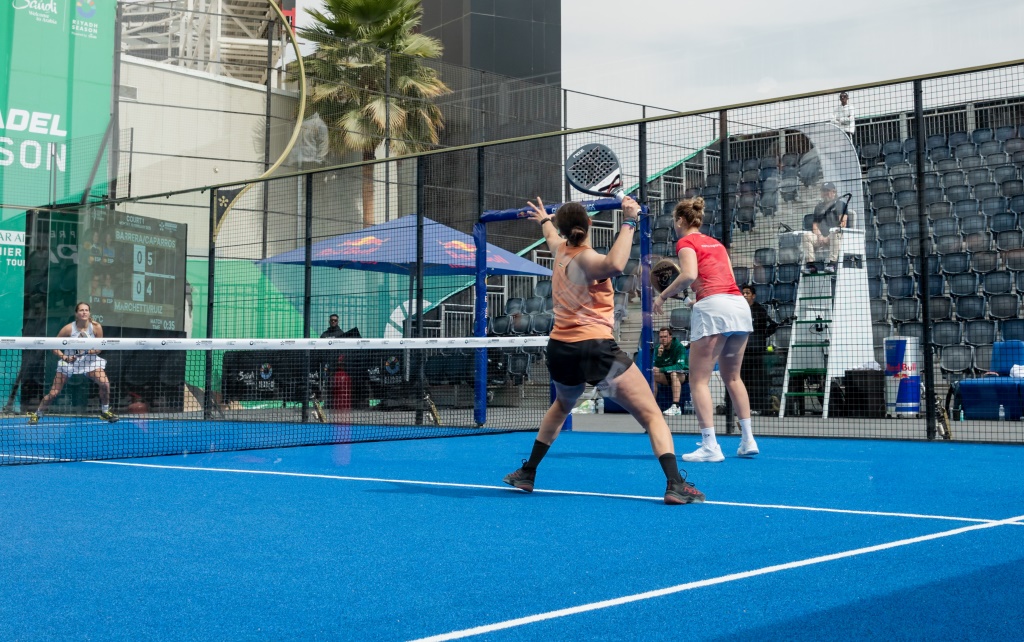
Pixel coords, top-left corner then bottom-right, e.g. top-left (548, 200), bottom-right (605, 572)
top-left (300, 0), bottom-right (449, 226)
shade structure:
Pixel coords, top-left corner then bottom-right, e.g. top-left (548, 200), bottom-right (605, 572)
top-left (258, 214), bottom-right (551, 277)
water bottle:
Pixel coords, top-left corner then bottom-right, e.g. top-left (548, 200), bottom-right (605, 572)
top-left (596, 397), bottom-right (604, 414)
top-left (683, 400), bottom-right (693, 415)
top-left (998, 404), bottom-right (1005, 421)
top-left (959, 408), bottom-right (964, 422)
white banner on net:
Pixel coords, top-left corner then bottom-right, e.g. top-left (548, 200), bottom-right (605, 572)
top-left (0, 336), bottom-right (549, 351)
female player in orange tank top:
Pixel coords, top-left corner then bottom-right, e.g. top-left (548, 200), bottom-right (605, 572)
top-left (502, 195), bottom-right (704, 505)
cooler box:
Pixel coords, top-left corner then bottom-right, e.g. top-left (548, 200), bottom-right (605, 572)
top-left (884, 337), bottom-right (920, 417)
top-left (957, 378), bottom-right (1023, 420)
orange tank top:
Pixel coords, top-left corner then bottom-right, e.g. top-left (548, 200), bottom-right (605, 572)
top-left (549, 244), bottom-right (615, 342)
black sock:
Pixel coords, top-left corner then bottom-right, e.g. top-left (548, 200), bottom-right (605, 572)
top-left (525, 440), bottom-right (550, 469)
top-left (659, 453), bottom-right (683, 483)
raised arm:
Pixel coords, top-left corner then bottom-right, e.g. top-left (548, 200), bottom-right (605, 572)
top-left (574, 196), bottom-right (641, 281)
top-left (526, 197), bottom-right (564, 253)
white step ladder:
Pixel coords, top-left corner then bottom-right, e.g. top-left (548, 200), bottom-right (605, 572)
top-left (779, 228), bottom-right (874, 418)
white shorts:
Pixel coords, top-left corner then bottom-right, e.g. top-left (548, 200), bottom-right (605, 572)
top-left (690, 294), bottom-right (753, 342)
top-left (57, 354), bottom-right (107, 377)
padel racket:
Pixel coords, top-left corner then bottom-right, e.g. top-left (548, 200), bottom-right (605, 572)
top-left (651, 258), bottom-right (686, 298)
top-left (565, 143), bottom-right (625, 201)
top-left (311, 393), bottom-right (327, 423)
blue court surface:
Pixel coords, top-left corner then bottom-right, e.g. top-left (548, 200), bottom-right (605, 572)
top-left (1, 432), bottom-right (1022, 641)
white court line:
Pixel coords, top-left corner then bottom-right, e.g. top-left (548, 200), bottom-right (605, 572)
top-left (410, 513), bottom-right (1024, 642)
top-left (86, 460), bottom-right (1011, 526)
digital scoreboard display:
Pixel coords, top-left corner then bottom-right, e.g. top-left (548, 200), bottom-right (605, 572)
top-left (79, 209), bottom-right (188, 332)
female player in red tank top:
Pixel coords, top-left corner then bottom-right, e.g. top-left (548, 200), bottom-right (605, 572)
top-left (502, 195), bottom-right (704, 505)
top-left (653, 197), bottom-right (759, 463)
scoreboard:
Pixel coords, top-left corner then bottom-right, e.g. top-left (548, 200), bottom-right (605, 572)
top-left (79, 209), bottom-right (188, 331)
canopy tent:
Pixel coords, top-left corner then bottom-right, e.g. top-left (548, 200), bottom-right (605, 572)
top-left (258, 214), bottom-right (550, 277)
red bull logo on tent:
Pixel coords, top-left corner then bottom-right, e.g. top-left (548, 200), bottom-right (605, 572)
top-left (317, 236), bottom-right (389, 258)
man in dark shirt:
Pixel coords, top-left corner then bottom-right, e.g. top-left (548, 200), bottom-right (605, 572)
top-left (801, 182), bottom-right (848, 275)
top-left (320, 314), bottom-right (344, 339)
top-left (741, 285), bottom-right (779, 414)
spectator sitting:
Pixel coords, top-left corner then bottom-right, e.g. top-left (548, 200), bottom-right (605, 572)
top-left (654, 326), bottom-right (688, 416)
top-left (801, 182), bottom-right (848, 275)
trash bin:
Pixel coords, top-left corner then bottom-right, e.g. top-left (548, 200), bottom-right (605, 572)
top-left (884, 337), bottom-right (920, 417)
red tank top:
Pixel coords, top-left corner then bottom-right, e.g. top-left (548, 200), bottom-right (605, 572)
top-left (675, 234), bottom-right (741, 301)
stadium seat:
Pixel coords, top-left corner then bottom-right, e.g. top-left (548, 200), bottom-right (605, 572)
top-left (870, 299), bottom-right (889, 323)
top-left (989, 212), bottom-right (1018, 234)
top-left (897, 321), bottom-right (924, 344)
top-left (939, 345), bottom-right (975, 382)
top-left (886, 275), bottom-right (915, 299)
top-left (1000, 318), bottom-right (1024, 342)
top-left (965, 232), bottom-right (993, 253)
top-left (978, 270), bottom-right (1011, 294)
top-left (533, 279), bottom-right (552, 298)
top-left (882, 256), bottom-right (910, 278)
top-left (961, 155), bottom-right (985, 170)
top-left (669, 306), bottom-right (691, 330)
top-left (869, 277), bottom-right (882, 299)
top-left (867, 258), bottom-right (883, 279)
top-left (879, 238), bottom-right (907, 258)
top-left (929, 146), bottom-right (953, 162)
top-left (949, 273), bottom-right (979, 297)
top-left (523, 296), bottom-right (545, 315)
top-left (964, 319), bottom-right (996, 346)
top-left (530, 313), bottom-right (554, 335)
top-left (948, 131), bottom-right (970, 148)
top-left (1001, 179), bottom-right (1024, 198)
top-left (753, 283), bottom-right (773, 304)
top-left (939, 251), bottom-right (970, 274)
top-left (985, 151), bottom-right (1010, 168)
top-left (1006, 248), bottom-right (1024, 272)
top-left (929, 296), bottom-right (953, 321)
top-left (959, 214), bottom-right (987, 236)
top-left (927, 202), bottom-right (953, 221)
top-left (932, 217), bottom-right (959, 237)
top-left (937, 236), bottom-right (958, 255)
top-left (932, 320), bottom-right (963, 347)
top-left (988, 293), bottom-right (1020, 320)
top-left (504, 298), bottom-right (524, 315)
top-left (981, 194), bottom-right (1007, 214)
top-left (995, 230), bottom-right (1023, 252)
top-left (913, 255), bottom-right (941, 277)
top-left (974, 343), bottom-right (994, 373)
top-left (775, 263), bottom-right (801, 284)
top-left (733, 266), bottom-right (750, 287)
top-left (996, 126), bottom-right (1019, 142)
top-left (489, 315), bottom-right (512, 336)
top-left (954, 295), bottom-right (986, 321)
top-left (952, 198), bottom-right (979, 218)
top-left (972, 128), bottom-right (994, 145)
top-left (872, 322), bottom-right (892, 348)
top-left (971, 250), bottom-right (1000, 274)
top-left (891, 298), bottom-right (920, 323)
top-left (882, 140), bottom-right (903, 156)
top-left (967, 168), bottom-right (992, 187)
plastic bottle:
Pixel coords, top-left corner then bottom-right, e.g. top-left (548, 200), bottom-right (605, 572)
top-left (998, 404), bottom-right (1005, 421)
top-left (596, 397), bottom-right (604, 414)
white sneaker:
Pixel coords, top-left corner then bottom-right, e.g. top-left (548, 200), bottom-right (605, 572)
top-left (681, 442), bottom-right (725, 463)
top-left (737, 438), bottom-right (759, 458)
top-left (663, 404), bottom-right (682, 416)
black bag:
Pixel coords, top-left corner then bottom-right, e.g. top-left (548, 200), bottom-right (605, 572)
top-left (844, 369), bottom-right (886, 418)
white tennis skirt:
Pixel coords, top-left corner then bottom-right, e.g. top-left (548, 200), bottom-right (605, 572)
top-left (690, 294), bottom-right (753, 342)
top-left (57, 354), bottom-right (107, 377)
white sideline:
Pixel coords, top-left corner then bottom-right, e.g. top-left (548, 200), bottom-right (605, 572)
top-left (87, 460), bottom-right (1011, 525)
top-left (409, 513), bottom-right (1024, 642)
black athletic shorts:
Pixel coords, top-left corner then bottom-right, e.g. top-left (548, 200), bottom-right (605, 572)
top-left (546, 338), bottom-right (634, 387)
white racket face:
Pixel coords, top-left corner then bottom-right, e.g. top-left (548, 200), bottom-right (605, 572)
top-left (566, 143), bottom-right (623, 198)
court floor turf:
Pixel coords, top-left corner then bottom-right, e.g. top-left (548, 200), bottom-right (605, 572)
top-left (1, 432), bottom-right (1021, 641)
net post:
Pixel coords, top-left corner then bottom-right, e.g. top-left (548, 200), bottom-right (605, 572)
top-left (203, 188), bottom-right (217, 421)
top-left (474, 147), bottom-right (488, 426)
top-left (914, 79), bottom-right (937, 439)
top-left (302, 172), bottom-right (313, 423)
